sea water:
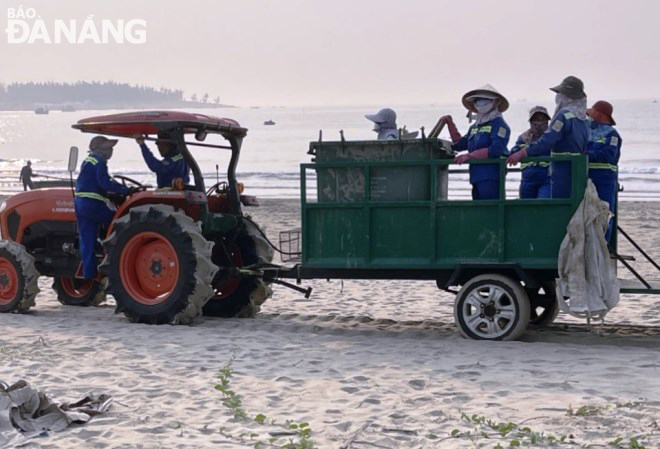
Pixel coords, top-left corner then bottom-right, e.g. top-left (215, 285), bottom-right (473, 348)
top-left (0, 100), bottom-right (658, 200)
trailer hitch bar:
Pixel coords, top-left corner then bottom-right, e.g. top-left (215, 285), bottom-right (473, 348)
top-left (269, 279), bottom-right (312, 298)
top-left (236, 268), bottom-right (312, 298)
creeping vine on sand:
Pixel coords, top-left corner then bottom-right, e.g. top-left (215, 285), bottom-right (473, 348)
top-left (215, 357), bottom-right (316, 449)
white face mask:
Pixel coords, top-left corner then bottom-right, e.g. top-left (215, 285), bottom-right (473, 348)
top-left (555, 93), bottom-right (563, 106)
top-left (474, 98), bottom-right (494, 114)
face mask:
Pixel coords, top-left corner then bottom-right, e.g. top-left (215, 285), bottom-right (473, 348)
top-left (555, 93), bottom-right (563, 106)
top-left (373, 122), bottom-right (382, 132)
top-left (474, 98), bottom-right (494, 114)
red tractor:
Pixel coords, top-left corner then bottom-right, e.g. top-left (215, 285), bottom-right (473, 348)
top-left (0, 111), bottom-right (273, 324)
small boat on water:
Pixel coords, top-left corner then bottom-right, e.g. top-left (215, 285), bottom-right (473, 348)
top-left (34, 107), bottom-right (49, 115)
top-left (61, 104), bottom-right (76, 112)
top-left (264, 120), bottom-right (276, 126)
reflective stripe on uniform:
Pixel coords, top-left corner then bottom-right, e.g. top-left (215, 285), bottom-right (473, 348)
top-left (588, 163), bottom-right (618, 172)
top-left (593, 138), bottom-right (607, 144)
top-left (75, 191), bottom-right (116, 210)
top-left (469, 128), bottom-right (478, 136)
top-left (563, 112), bottom-right (575, 119)
top-left (84, 156), bottom-right (98, 165)
top-left (478, 125), bottom-right (492, 133)
top-left (171, 154), bottom-right (184, 162)
top-left (551, 152), bottom-right (580, 156)
top-left (521, 161), bottom-right (550, 169)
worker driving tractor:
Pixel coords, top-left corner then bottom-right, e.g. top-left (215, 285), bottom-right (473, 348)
top-left (74, 136), bottom-right (130, 280)
top-left (135, 133), bottom-right (190, 189)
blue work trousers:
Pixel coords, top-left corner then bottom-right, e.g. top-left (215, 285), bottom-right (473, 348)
top-left (74, 198), bottom-right (115, 279)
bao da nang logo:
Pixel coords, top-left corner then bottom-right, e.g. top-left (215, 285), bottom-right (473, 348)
top-left (5, 7), bottom-right (146, 44)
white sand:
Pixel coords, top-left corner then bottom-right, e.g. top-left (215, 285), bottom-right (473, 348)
top-left (1, 200), bottom-right (659, 448)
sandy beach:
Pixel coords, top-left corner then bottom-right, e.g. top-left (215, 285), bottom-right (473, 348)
top-left (1, 200), bottom-right (659, 448)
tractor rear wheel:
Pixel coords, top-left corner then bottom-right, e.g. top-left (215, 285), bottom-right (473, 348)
top-left (203, 220), bottom-right (273, 318)
top-left (0, 241), bottom-right (40, 314)
top-left (52, 277), bottom-right (104, 307)
top-left (101, 205), bottom-right (218, 324)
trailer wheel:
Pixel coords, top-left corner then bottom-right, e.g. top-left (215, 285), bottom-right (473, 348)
top-left (204, 220), bottom-right (273, 318)
top-left (102, 205), bottom-right (218, 324)
top-left (527, 282), bottom-right (559, 327)
top-left (454, 274), bottom-right (530, 341)
top-left (53, 277), bottom-right (104, 307)
top-left (0, 241), bottom-right (40, 314)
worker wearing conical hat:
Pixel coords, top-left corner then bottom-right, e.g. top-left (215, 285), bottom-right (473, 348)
top-left (507, 76), bottom-right (589, 199)
top-left (586, 100), bottom-right (621, 243)
top-left (510, 106), bottom-right (552, 199)
top-left (440, 84), bottom-right (511, 200)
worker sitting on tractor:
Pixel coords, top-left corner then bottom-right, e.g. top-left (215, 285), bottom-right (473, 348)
top-left (135, 133), bottom-right (190, 189)
top-left (440, 84), bottom-right (511, 200)
top-left (75, 136), bottom-right (130, 280)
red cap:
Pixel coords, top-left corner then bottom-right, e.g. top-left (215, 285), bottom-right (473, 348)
top-left (587, 100), bottom-right (616, 126)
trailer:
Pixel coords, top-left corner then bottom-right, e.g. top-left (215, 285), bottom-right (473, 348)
top-left (266, 133), bottom-right (660, 341)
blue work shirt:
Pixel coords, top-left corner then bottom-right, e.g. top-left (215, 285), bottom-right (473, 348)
top-left (587, 122), bottom-right (621, 184)
top-left (526, 109), bottom-right (589, 188)
top-left (75, 153), bottom-right (128, 199)
top-left (453, 116), bottom-right (511, 184)
top-left (510, 135), bottom-right (550, 184)
top-left (140, 143), bottom-right (190, 189)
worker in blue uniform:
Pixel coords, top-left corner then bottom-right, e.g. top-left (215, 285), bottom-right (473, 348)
top-left (507, 76), bottom-right (589, 199)
top-left (365, 108), bottom-right (399, 140)
top-left (75, 136), bottom-right (129, 279)
top-left (510, 106), bottom-right (551, 198)
top-left (135, 133), bottom-right (189, 188)
top-left (440, 84), bottom-right (511, 200)
top-left (586, 100), bottom-right (621, 243)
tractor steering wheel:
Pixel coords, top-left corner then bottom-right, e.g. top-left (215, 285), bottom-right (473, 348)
top-left (113, 175), bottom-right (150, 191)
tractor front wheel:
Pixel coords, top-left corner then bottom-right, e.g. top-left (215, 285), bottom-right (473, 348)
top-left (0, 241), bottom-right (40, 313)
top-left (453, 274), bottom-right (530, 341)
top-left (102, 205), bottom-right (218, 324)
top-left (53, 277), bottom-right (104, 307)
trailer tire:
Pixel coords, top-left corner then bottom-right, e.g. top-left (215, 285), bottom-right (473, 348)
top-left (53, 277), bottom-right (104, 307)
top-left (0, 241), bottom-right (40, 314)
top-left (454, 274), bottom-right (530, 341)
top-left (204, 220), bottom-right (273, 318)
top-left (102, 205), bottom-right (218, 324)
top-left (527, 282), bottom-right (559, 327)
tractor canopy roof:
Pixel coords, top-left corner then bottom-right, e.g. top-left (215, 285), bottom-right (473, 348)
top-left (72, 110), bottom-right (247, 140)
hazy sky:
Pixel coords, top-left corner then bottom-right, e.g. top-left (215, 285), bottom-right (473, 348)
top-left (2, 0), bottom-right (659, 106)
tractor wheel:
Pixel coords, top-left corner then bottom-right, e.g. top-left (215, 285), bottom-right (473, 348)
top-left (101, 205), bottom-right (218, 324)
top-left (527, 282), bottom-right (560, 327)
top-left (203, 219), bottom-right (273, 318)
top-left (0, 241), bottom-right (40, 314)
top-left (52, 277), bottom-right (104, 307)
top-left (453, 274), bottom-right (530, 341)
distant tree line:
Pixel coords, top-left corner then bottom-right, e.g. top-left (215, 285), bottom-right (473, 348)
top-left (0, 81), bottom-right (224, 110)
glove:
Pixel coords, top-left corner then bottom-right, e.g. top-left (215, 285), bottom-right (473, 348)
top-left (506, 148), bottom-right (528, 166)
top-left (453, 148), bottom-right (489, 164)
top-left (440, 115), bottom-right (462, 143)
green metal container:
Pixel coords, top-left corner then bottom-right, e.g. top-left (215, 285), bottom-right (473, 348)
top-left (301, 151), bottom-right (589, 272)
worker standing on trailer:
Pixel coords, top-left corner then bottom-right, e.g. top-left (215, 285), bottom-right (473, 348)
top-left (586, 100), bottom-right (621, 243)
top-left (135, 133), bottom-right (190, 188)
top-left (365, 108), bottom-right (398, 140)
top-left (510, 106), bottom-right (552, 199)
top-left (507, 76), bottom-right (589, 198)
top-left (440, 84), bottom-right (511, 200)
top-left (75, 137), bottom-right (129, 280)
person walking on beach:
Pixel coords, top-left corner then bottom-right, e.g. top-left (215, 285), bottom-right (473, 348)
top-left (510, 106), bottom-right (552, 199)
top-left (586, 100), bottom-right (621, 243)
top-left (19, 160), bottom-right (36, 191)
top-left (439, 84), bottom-right (511, 200)
top-left (135, 133), bottom-right (189, 189)
top-left (74, 136), bottom-right (129, 280)
top-left (365, 108), bottom-right (398, 140)
top-left (506, 76), bottom-right (589, 198)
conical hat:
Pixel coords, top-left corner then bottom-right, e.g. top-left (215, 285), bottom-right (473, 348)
top-left (461, 84), bottom-right (509, 113)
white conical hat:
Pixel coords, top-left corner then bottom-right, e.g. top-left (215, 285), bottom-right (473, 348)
top-left (462, 84), bottom-right (510, 113)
